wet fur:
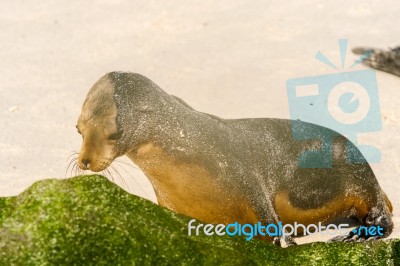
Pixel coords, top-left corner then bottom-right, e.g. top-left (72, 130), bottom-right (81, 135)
top-left (77, 72), bottom-right (393, 245)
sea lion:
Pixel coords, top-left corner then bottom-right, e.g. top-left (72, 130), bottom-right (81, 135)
top-left (76, 72), bottom-right (393, 246)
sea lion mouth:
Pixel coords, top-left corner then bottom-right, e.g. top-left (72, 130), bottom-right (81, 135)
top-left (93, 160), bottom-right (113, 172)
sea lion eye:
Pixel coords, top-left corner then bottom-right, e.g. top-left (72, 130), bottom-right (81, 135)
top-left (108, 130), bottom-right (123, 141)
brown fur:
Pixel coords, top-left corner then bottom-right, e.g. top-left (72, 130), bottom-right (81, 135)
top-left (76, 72), bottom-right (394, 245)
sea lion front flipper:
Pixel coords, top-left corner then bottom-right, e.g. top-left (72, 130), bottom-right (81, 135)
top-left (352, 46), bottom-right (400, 77)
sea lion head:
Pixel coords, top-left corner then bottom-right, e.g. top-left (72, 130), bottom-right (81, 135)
top-left (76, 73), bottom-right (125, 172)
top-left (76, 72), bottom-right (165, 172)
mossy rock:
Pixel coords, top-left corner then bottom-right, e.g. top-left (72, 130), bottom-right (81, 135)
top-left (0, 175), bottom-right (399, 265)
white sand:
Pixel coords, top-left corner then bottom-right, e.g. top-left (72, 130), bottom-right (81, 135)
top-left (1, 0), bottom-right (399, 243)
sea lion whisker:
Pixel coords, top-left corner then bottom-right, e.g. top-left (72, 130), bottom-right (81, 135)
top-left (110, 164), bottom-right (130, 192)
top-left (65, 157), bottom-right (78, 178)
top-left (104, 169), bottom-right (114, 183)
top-left (75, 164), bottom-right (85, 175)
top-left (101, 169), bottom-right (107, 179)
top-left (75, 162), bottom-right (85, 176)
top-left (76, 164), bottom-right (82, 176)
top-left (65, 159), bottom-right (73, 178)
top-left (113, 161), bottom-right (149, 198)
top-left (113, 159), bottom-right (140, 170)
top-left (98, 169), bottom-right (104, 177)
top-left (66, 151), bottom-right (79, 163)
top-left (71, 162), bottom-right (77, 177)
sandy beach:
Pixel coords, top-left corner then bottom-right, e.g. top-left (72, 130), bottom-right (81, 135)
top-left (1, 0), bottom-right (399, 244)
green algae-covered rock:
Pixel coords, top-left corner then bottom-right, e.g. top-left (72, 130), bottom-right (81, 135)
top-left (0, 175), bottom-right (399, 265)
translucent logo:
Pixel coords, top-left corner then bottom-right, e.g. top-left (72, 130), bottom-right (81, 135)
top-left (286, 39), bottom-right (381, 168)
top-left (187, 219), bottom-right (351, 241)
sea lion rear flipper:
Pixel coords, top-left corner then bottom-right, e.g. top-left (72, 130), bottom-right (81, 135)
top-left (328, 203), bottom-right (393, 243)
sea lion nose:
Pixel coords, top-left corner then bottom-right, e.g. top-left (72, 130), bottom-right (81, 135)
top-left (82, 159), bottom-right (91, 169)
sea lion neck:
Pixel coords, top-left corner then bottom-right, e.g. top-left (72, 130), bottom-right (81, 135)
top-left (107, 72), bottom-right (226, 157)
top-left (125, 102), bottom-right (220, 157)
